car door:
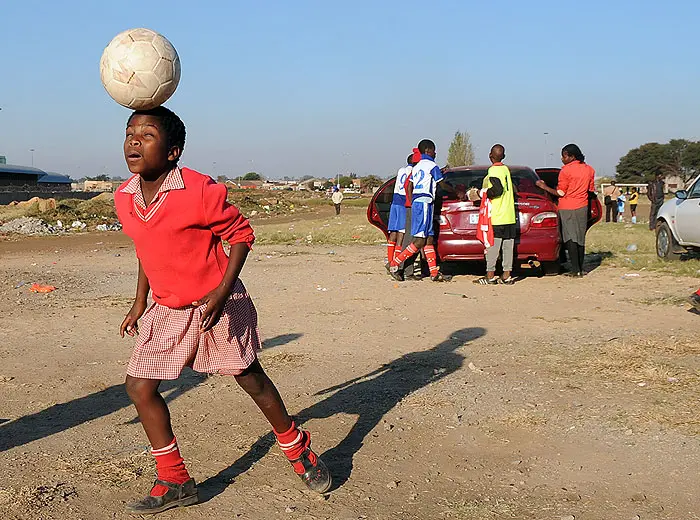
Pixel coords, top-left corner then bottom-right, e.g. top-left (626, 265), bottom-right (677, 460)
top-left (674, 178), bottom-right (700, 245)
top-left (367, 178), bottom-right (395, 238)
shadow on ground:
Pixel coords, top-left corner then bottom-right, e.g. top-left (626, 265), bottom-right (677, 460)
top-left (198, 327), bottom-right (486, 502)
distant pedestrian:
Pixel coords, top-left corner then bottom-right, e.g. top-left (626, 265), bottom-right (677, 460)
top-left (331, 187), bottom-right (343, 215)
top-left (617, 192), bottom-right (626, 222)
top-left (629, 187), bottom-right (639, 224)
top-left (603, 181), bottom-right (621, 223)
top-left (536, 143), bottom-right (595, 278)
top-left (647, 173), bottom-right (665, 231)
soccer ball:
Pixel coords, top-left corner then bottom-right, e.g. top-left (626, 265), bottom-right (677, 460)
top-left (100, 28), bottom-right (181, 110)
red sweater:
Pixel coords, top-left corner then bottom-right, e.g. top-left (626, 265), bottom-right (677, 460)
top-left (557, 161), bottom-right (596, 211)
top-left (115, 167), bottom-right (255, 308)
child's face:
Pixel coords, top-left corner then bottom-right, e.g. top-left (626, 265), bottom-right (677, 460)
top-left (124, 115), bottom-right (179, 176)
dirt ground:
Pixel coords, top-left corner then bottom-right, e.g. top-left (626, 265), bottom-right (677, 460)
top-left (1, 228), bottom-right (699, 519)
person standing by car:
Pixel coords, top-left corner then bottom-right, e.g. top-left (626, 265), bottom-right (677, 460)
top-left (386, 153), bottom-right (417, 270)
top-left (331, 187), bottom-right (344, 215)
top-left (629, 187), bottom-right (639, 224)
top-left (474, 144), bottom-right (517, 285)
top-left (390, 139), bottom-right (462, 282)
top-left (603, 181), bottom-right (621, 223)
top-left (536, 144), bottom-right (595, 278)
top-left (647, 173), bottom-right (665, 230)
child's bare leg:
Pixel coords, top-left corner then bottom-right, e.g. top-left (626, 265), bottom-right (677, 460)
top-left (235, 360), bottom-right (331, 492)
top-left (125, 375), bottom-right (173, 448)
top-left (125, 375), bottom-right (194, 512)
top-left (234, 360), bottom-right (292, 432)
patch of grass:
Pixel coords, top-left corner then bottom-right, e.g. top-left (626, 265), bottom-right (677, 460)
top-left (586, 222), bottom-right (700, 277)
top-left (553, 336), bottom-right (700, 434)
top-left (254, 209), bottom-right (385, 246)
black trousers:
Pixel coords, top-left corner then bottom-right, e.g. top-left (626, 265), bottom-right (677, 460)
top-left (334, 203), bottom-right (341, 215)
top-left (649, 201), bottom-right (663, 230)
top-left (605, 201), bottom-right (618, 223)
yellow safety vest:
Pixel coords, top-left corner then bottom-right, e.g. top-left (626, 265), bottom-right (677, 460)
top-left (483, 164), bottom-right (516, 225)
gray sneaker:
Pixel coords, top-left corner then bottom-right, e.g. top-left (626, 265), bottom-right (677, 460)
top-left (125, 479), bottom-right (198, 515)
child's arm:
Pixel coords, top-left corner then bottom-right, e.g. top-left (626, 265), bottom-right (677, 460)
top-left (120, 260), bottom-right (150, 337)
top-left (193, 242), bottom-right (249, 333)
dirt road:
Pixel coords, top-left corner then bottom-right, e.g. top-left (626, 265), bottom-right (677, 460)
top-left (1, 233), bottom-right (698, 519)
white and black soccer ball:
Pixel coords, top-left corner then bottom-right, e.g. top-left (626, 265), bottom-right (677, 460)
top-left (100, 28), bottom-right (181, 110)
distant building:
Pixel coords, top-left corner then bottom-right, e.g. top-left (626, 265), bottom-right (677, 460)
top-left (664, 175), bottom-right (684, 192)
top-left (0, 156), bottom-right (6, 165)
top-left (38, 172), bottom-right (73, 192)
top-left (83, 180), bottom-right (114, 192)
top-left (0, 164), bottom-right (45, 190)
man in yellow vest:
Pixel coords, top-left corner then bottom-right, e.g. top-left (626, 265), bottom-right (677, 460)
top-left (474, 144), bottom-right (517, 285)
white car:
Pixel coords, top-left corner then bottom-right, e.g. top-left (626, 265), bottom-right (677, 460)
top-left (656, 174), bottom-right (700, 259)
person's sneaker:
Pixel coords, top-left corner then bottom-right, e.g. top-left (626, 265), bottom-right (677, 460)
top-left (689, 293), bottom-right (700, 312)
top-left (389, 266), bottom-right (404, 281)
top-left (125, 479), bottom-right (198, 515)
top-left (501, 276), bottom-right (516, 285)
top-left (384, 262), bottom-right (392, 275)
top-left (289, 447), bottom-right (332, 493)
top-left (431, 273), bottom-right (452, 282)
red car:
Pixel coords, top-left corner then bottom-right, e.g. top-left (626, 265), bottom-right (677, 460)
top-left (368, 165), bottom-right (602, 274)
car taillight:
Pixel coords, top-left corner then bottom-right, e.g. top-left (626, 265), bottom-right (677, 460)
top-left (531, 211), bottom-right (558, 228)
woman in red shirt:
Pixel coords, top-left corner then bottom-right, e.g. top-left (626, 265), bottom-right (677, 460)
top-left (536, 144), bottom-right (595, 278)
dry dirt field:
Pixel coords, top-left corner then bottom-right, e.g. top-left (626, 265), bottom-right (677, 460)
top-left (1, 207), bottom-right (699, 520)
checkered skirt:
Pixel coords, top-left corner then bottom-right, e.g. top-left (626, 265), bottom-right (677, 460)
top-left (127, 279), bottom-right (260, 380)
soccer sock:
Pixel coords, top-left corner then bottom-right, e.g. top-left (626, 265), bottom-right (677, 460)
top-left (150, 437), bottom-right (191, 497)
top-left (387, 242), bottom-right (396, 264)
top-left (274, 421), bottom-right (315, 475)
top-left (392, 243), bottom-right (419, 267)
top-left (424, 245), bottom-right (439, 277)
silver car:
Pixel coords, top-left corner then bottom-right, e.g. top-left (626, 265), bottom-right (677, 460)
top-left (656, 174), bottom-right (700, 259)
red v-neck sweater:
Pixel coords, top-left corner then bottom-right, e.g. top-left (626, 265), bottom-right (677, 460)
top-left (115, 168), bottom-right (255, 308)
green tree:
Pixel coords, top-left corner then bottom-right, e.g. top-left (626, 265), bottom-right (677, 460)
top-left (615, 142), bottom-right (670, 182)
top-left (242, 172), bottom-right (262, 181)
top-left (361, 175), bottom-right (383, 191)
top-left (87, 174), bottom-right (110, 181)
top-left (665, 139), bottom-right (700, 184)
top-left (447, 130), bottom-right (475, 167)
top-left (338, 175), bottom-right (353, 187)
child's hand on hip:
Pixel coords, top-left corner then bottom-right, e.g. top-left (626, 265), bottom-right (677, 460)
top-left (120, 300), bottom-right (147, 337)
top-left (193, 287), bottom-right (229, 333)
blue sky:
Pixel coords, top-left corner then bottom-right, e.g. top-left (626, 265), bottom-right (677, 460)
top-left (1, 0), bottom-right (698, 180)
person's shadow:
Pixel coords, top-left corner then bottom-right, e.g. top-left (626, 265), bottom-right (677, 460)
top-left (198, 327), bottom-right (485, 501)
top-left (0, 333), bottom-right (303, 452)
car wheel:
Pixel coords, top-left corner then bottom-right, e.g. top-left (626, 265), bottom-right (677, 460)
top-left (540, 260), bottom-right (562, 276)
top-left (656, 221), bottom-right (681, 260)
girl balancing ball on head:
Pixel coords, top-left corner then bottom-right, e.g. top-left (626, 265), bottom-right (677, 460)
top-left (115, 106), bottom-right (331, 515)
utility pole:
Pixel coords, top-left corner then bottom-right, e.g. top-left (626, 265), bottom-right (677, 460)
top-left (543, 132), bottom-right (549, 167)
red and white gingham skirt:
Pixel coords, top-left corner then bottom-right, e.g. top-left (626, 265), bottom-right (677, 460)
top-left (127, 279), bottom-right (260, 380)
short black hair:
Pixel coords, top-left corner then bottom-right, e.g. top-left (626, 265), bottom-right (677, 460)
top-left (406, 154), bottom-right (414, 165)
top-left (418, 139), bottom-right (436, 154)
top-left (562, 143), bottom-right (585, 163)
top-left (491, 144), bottom-right (505, 159)
top-left (128, 106), bottom-right (186, 163)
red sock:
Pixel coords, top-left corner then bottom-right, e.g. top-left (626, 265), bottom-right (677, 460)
top-left (150, 438), bottom-right (191, 497)
top-left (387, 242), bottom-right (396, 264)
top-left (392, 243), bottom-right (419, 267)
top-left (696, 288), bottom-right (700, 296)
top-left (274, 421), bottom-right (316, 475)
top-left (424, 245), bottom-right (439, 277)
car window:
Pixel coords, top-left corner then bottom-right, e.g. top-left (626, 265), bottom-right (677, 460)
top-left (687, 179), bottom-right (700, 199)
top-left (438, 168), bottom-right (541, 199)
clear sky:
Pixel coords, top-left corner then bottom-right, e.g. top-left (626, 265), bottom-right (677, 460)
top-left (1, 0), bottom-right (698, 180)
